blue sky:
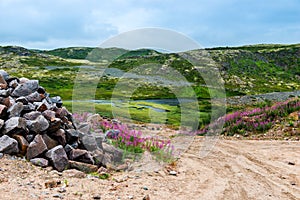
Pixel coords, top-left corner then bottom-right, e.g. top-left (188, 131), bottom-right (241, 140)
top-left (0, 0), bottom-right (299, 49)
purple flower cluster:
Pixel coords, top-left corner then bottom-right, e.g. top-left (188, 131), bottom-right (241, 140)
top-left (72, 112), bottom-right (174, 155)
top-left (198, 98), bottom-right (300, 136)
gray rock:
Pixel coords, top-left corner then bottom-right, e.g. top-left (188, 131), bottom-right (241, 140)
top-left (42, 134), bottom-right (58, 149)
top-left (8, 79), bottom-right (18, 89)
top-left (92, 149), bottom-right (104, 166)
top-left (34, 99), bottom-right (51, 112)
top-left (95, 135), bottom-right (104, 149)
top-left (45, 145), bottom-right (68, 172)
top-left (30, 158), bottom-right (49, 167)
top-left (55, 107), bottom-right (70, 119)
top-left (3, 117), bottom-right (27, 135)
top-left (0, 119), bottom-right (4, 129)
top-left (27, 115), bottom-right (49, 134)
top-left (26, 134), bottom-right (48, 160)
top-left (11, 80), bottom-right (39, 97)
top-left (69, 149), bottom-right (94, 165)
top-left (7, 102), bottom-right (23, 118)
top-left (15, 96), bottom-right (28, 105)
top-left (51, 96), bottom-right (63, 108)
top-left (51, 129), bottom-right (66, 146)
top-left (47, 118), bottom-right (62, 133)
top-left (19, 77), bottom-right (29, 84)
top-left (101, 153), bottom-right (113, 167)
top-left (42, 110), bottom-right (56, 121)
top-left (25, 91), bottom-right (43, 102)
top-left (25, 134), bottom-right (35, 143)
top-left (0, 135), bottom-right (19, 154)
top-left (64, 144), bottom-right (74, 154)
top-left (0, 70), bottom-right (9, 80)
top-left (77, 123), bottom-right (90, 135)
top-left (0, 105), bottom-right (7, 119)
top-left (81, 134), bottom-right (99, 152)
top-left (23, 103), bottom-right (36, 112)
top-left (23, 111), bottom-right (41, 120)
top-left (0, 89), bottom-right (9, 97)
top-left (102, 143), bottom-right (123, 163)
top-left (65, 129), bottom-right (79, 143)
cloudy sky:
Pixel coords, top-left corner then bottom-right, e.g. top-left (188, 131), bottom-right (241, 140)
top-left (0, 0), bottom-right (299, 49)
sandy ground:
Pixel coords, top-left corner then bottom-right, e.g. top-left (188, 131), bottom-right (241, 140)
top-left (0, 137), bottom-right (299, 200)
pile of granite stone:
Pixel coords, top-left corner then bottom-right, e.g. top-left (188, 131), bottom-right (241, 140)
top-left (0, 70), bottom-right (123, 172)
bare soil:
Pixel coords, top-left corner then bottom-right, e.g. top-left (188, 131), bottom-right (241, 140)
top-left (0, 137), bottom-right (299, 200)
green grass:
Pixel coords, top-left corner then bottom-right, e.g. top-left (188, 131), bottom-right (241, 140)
top-left (64, 99), bottom-right (212, 128)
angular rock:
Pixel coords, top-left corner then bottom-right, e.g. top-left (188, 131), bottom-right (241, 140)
top-left (102, 143), bottom-right (123, 163)
top-left (0, 70), bottom-right (9, 80)
top-left (15, 96), bottom-right (28, 105)
top-left (101, 153), bottom-right (113, 167)
top-left (47, 118), bottom-right (62, 133)
top-left (25, 134), bottom-right (35, 143)
top-left (51, 129), bottom-right (66, 146)
top-left (69, 141), bottom-right (79, 149)
top-left (34, 99), bottom-right (51, 112)
top-left (42, 134), bottom-right (58, 149)
top-left (3, 117), bottom-right (27, 135)
top-left (65, 129), bottom-right (79, 143)
top-left (77, 123), bottom-right (90, 135)
top-left (42, 110), bottom-right (56, 121)
top-left (19, 77), bottom-right (29, 84)
top-left (23, 111), bottom-right (41, 120)
top-left (81, 134), bottom-right (99, 152)
top-left (68, 160), bottom-right (98, 173)
top-left (11, 80), bottom-right (39, 97)
top-left (0, 89), bottom-right (9, 97)
top-left (8, 96), bottom-right (15, 107)
top-left (25, 91), bottom-right (43, 102)
top-left (7, 102), bottom-right (23, 118)
top-left (64, 144), bottom-right (74, 154)
top-left (26, 134), bottom-right (48, 160)
top-left (0, 135), bottom-right (19, 154)
top-left (45, 145), bottom-right (68, 172)
top-left (51, 96), bottom-right (63, 108)
top-left (8, 79), bottom-right (19, 89)
top-left (27, 115), bottom-right (49, 134)
top-left (55, 107), bottom-right (70, 119)
top-left (23, 103), bottom-right (36, 112)
top-left (0, 104), bottom-right (7, 119)
top-left (92, 149), bottom-right (104, 166)
top-left (94, 135), bottom-right (104, 149)
top-left (30, 158), bottom-right (49, 168)
top-left (0, 119), bottom-right (4, 129)
top-left (69, 149), bottom-right (94, 165)
top-left (13, 135), bottom-right (29, 155)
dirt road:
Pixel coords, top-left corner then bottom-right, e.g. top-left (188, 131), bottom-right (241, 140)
top-left (0, 138), bottom-right (299, 200)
